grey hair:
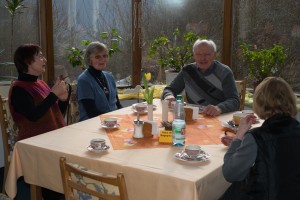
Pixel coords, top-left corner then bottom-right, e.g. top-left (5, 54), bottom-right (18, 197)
top-left (193, 39), bottom-right (217, 53)
top-left (84, 41), bottom-right (108, 66)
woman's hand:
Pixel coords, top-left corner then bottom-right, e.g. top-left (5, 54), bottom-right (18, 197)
top-left (221, 135), bottom-right (235, 146)
top-left (236, 114), bottom-right (257, 140)
top-left (51, 80), bottom-right (68, 101)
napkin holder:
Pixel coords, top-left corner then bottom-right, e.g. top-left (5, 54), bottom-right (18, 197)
top-left (142, 120), bottom-right (158, 137)
top-left (184, 106), bottom-right (199, 121)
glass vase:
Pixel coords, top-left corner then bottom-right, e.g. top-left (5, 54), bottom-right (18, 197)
top-left (147, 104), bottom-right (153, 121)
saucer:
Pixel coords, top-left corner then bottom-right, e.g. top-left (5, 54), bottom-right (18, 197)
top-left (101, 123), bottom-right (120, 129)
top-left (174, 150), bottom-right (210, 163)
top-left (87, 145), bottom-right (110, 153)
top-left (221, 121), bottom-right (237, 132)
top-left (132, 103), bottom-right (157, 114)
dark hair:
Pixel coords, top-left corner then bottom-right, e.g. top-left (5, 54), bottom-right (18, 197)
top-left (14, 44), bottom-right (41, 73)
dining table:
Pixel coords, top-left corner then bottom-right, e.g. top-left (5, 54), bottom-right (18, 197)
top-left (5, 99), bottom-right (261, 200)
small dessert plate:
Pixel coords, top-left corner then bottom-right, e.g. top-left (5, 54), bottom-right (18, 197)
top-left (101, 123), bottom-right (120, 129)
top-left (221, 121), bottom-right (237, 132)
top-left (132, 103), bottom-right (157, 114)
top-left (87, 145), bottom-right (110, 153)
top-left (174, 150), bottom-right (210, 163)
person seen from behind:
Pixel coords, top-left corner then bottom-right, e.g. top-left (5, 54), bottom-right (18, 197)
top-left (219, 77), bottom-right (300, 200)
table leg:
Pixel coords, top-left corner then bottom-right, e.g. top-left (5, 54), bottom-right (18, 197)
top-left (30, 184), bottom-right (42, 200)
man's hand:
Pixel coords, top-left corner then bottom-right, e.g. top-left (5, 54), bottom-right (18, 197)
top-left (203, 105), bottom-right (222, 116)
top-left (165, 95), bottom-right (176, 108)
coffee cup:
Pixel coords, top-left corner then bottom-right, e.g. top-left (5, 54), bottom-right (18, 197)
top-left (134, 103), bottom-right (147, 113)
top-left (90, 138), bottom-right (106, 150)
top-left (103, 117), bottom-right (118, 128)
top-left (242, 110), bottom-right (254, 115)
top-left (232, 112), bottom-right (246, 126)
top-left (185, 145), bottom-right (201, 158)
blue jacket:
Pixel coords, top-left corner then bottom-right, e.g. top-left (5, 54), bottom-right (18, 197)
top-left (77, 69), bottom-right (118, 121)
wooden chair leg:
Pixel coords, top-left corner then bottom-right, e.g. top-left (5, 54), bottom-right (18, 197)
top-left (2, 166), bottom-right (9, 193)
top-left (30, 184), bottom-right (42, 200)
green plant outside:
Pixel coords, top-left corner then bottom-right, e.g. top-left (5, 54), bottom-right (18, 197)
top-left (147, 28), bottom-right (205, 72)
top-left (240, 43), bottom-right (287, 82)
top-left (0, 1), bottom-right (27, 81)
top-left (5, 0), bottom-right (28, 60)
top-left (66, 29), bottom-right (123, 70)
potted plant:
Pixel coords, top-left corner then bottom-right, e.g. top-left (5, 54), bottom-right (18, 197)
top-left (147, 28), bottom-right (204, 84)
top-left (66, 28), bottom-right (123, 70)
top-left (240, 42), bottom-right (287, 87)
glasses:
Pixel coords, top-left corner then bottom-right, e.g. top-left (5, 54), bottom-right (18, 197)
top-left (35, 52), bottom-right (46, 61)
top-left (93, 54), bottom-right (109, 59)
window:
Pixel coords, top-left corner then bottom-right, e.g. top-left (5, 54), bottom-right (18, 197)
top-left (0, 0), bottom-right (39, 80)
top-left (52, 0), bottom-right (132, 83)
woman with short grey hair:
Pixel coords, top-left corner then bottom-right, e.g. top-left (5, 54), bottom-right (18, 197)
top-left (77, 41), bottom-right (122, 121)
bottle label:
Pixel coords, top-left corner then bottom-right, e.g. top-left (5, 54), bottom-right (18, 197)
top-left (172, 125), bottom-right (186, 146)
top-left (173, 127), bottom-right (185, 135)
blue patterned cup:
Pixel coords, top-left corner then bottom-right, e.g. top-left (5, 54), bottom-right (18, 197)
top-left (90, 139), bottom-right (106, 150)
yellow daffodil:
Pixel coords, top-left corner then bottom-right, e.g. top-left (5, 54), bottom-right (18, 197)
top-left (145, 72), bottom-right (151, 81)
top-left (142, 73), bottom-right (155, 104)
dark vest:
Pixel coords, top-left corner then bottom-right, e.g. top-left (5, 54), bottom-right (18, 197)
top-left (220, 115), bottom-right (300, 200)
top-left (9, 80), bottom-right (66, 141)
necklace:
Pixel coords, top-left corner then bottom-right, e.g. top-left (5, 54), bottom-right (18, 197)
top-left (88, 68), bottom-right (109, 94)
top-left (95, 76), bottom-right (109, 94)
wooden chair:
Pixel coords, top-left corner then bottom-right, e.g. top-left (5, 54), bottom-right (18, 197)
top-left (59, 157), bottom-right (129, 200)
top-left (235, 78), bottom-right (247, 111)
top-left (0, 193), bottom-right (12, 200)
top-left (67, 82), bottom-right (80, 125)
top-left (0, 96), bottom-right (18, 193)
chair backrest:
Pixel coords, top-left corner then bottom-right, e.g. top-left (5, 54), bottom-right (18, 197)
top-left (67, 82), bottom-right (80, 125)
top-left (59, 157), bottom-right (129, 200)
top-left (121, 85), bottom-right (143, 103)
top-left (0, 95), bottom-right (18, 193)
top-left (0, 193), bottom-right (12, 200)
top-left (235, 78), bottom-right (247, 111)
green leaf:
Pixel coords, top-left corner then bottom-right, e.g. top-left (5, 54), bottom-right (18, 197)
top-left (66, 28), bottom-right (122, 69)
top-left (147, 28), bottom-right (204, 72)
top-left (240, 42), bottom-right (287, 81)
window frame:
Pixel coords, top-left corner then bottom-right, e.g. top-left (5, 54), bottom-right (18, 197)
top-left (40, 0), bottom-right (233, 85)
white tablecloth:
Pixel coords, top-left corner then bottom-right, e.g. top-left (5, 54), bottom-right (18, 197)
top-left (5, 99), bottom-right (235, 200)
